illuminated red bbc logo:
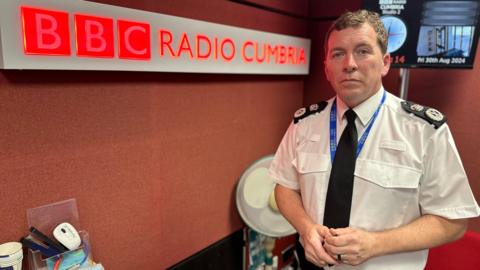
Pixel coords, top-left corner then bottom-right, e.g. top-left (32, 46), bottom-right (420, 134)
top-left (21, 6), bottom-right (151, 60)
top-left (19, 6), bottom-right (307, 65)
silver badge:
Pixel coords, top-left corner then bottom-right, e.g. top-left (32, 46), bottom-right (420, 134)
top-left (309, 104), bottom-right (319, 111)
top-left (294, 107), bottom-right (307, 118)
top-left (410, 103), bottom-right (425, 112)
top-left (425, 108), bottom-right (444, 122)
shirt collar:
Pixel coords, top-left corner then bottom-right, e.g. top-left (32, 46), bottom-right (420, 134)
top-left (336, 86), bottom-right (385, 126)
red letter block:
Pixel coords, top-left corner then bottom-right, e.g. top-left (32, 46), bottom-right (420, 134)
top-left (118, 20), bottom-right (150, 60)
top-left (21, 6), bottom-right (70, 55)
top-left (75, 14), bottom-right (114, 58)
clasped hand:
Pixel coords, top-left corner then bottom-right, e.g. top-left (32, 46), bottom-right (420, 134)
top-left (301, 226), bottom-right (376, 267)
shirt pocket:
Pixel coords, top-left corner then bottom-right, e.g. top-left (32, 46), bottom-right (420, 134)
top-left (352, 159), bottom-right (423, 229)
top-left (293, 152), bottom-right (330, 174)
top-left (293, 152), bottom-right (331, 221)
top-left (355, 158), bottom-right (421, 188)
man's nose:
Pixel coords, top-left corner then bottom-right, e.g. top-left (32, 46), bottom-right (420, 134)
top-left (343, 53), bottom-right (358, 73)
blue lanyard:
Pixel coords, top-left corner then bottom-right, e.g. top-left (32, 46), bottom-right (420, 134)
top-left (329, 91), bottom-right (386, 163)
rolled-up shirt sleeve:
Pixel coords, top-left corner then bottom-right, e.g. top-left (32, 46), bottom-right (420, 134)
top-left (269, 122), bottom-right (301, 191)
top-left (419, 124), bottom-right (480, 219)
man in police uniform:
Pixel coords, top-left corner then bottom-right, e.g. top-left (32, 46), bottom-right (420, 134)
top-left (269, 10), bottom-right (480, 270)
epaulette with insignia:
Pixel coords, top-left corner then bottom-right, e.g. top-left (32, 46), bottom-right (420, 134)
top-left (293, 101), bottom-right (328, 124)
top-left (401, 101), bottom-right (447, 129)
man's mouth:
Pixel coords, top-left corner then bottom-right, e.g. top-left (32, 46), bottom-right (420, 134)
top-left (341, 79), bottom-right (361, 83)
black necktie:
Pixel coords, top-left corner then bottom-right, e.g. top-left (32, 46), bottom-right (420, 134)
top-left (323, 109), bottom-right (358, 228)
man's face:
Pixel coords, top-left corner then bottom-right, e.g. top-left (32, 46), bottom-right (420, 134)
top-left (324, 23), bottom-right (390, 108)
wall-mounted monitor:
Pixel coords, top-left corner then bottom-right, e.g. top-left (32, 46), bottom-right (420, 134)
top-left (363, 0), bottom-right (480, 68)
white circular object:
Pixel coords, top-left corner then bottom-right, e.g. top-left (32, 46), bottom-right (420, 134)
top-left (236, 155), bottom-right (296, 237)
top-left (0, 242), bottom-right (23, 270)
top-left (243, 167), bottom-right (273, 209)
top-left (425, 108), bottom-right (444, 121)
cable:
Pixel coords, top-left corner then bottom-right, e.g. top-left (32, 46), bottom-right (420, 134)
top-left (53, 256), bottom-right (63, 270)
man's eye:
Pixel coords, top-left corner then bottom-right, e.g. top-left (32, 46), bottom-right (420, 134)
top-left (358, 49), bottom-right (370, 55)
top-left (332, 52), bottom-right (343, 58)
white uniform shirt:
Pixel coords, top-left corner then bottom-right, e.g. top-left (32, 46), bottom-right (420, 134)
top-left (269, 88), bottom-right (480, 270)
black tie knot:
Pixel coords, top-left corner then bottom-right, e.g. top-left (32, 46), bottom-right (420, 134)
top-left (345, 109), bottom-right (357, 124)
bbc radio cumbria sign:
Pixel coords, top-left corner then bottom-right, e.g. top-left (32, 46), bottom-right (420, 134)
top-left (0, 0), bottom-right (310, 74)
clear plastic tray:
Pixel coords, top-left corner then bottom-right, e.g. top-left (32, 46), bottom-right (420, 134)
top-left (26, 199), bottom-right (81, 234)
top-left (28, 231), bottom-right (93, 270)
top-left (25, 199), bottom-right (94, 270)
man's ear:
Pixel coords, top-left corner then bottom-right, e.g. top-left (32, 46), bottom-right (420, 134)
top-left (381, 53), bottom-right (391, 77)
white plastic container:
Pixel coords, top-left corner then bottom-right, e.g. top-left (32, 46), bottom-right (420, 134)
top-left (0, 242), bottom-right (23, 270)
